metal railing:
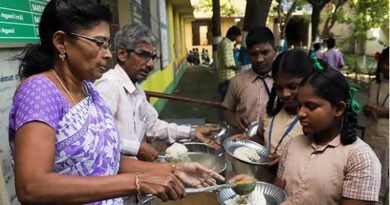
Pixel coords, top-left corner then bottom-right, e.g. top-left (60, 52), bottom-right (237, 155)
top-left (145, 91), bottom-right (367, 139)
top-left (145, 91), bottom-right (224, 108)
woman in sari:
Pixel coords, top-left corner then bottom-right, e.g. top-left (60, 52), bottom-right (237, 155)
top-left (9, 0), bottom-right (224, 204)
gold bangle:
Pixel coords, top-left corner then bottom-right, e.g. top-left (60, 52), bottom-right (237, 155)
top-left (171, 163), bottom-right (176, 174)
top-left (135, 175), bottom-right (141, 200)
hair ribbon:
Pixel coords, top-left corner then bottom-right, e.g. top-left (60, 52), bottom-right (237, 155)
top-left (347, 87), bottom-right (361, 114)
top-left (309, 51), bottom-right (324, 71)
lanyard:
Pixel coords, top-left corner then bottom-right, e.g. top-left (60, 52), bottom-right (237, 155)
top-left (376, 82), bottom-right (389, 107)
top-left (268, 116), bottom-right (299, 154)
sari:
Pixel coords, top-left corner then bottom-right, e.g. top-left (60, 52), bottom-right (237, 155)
top-left (9, 75), bottom-right (123, 205)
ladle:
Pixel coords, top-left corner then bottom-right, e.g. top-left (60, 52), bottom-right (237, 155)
top-left (185, 179), bottom-right (257, 195)
top-left (246, 121), bottom-right (260, 137)
top-left (213, 126), bottom-right (226, 139)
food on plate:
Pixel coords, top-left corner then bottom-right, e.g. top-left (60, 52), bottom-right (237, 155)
top-left (165, 143), bottom-right (188, 159)
top-left (233, 147), bottom-right (260, 162)
top-left (224, 190), bottom-right (266, 205)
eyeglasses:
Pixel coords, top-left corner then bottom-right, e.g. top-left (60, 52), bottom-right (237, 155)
top-left (67, 32), bottom-right (111, 51)
top-left (126, 49), bottom-right (160, 63)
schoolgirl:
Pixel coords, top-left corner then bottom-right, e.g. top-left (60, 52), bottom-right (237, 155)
top-left (261, 49), bottom-right (315, 160)
top-left (275, 69), bottom-right (381, 205)
top-left (363, 47), bottom-right (389, 204)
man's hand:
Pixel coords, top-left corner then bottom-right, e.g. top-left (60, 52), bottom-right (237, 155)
top-left (233, 114), bottom-right (250, 132)
top-left (175, 162), bottom-right (225, 188)
top-left (137, 142), bottom-right (158, 162)
top-left (194, 125), bottom-right (221, 149)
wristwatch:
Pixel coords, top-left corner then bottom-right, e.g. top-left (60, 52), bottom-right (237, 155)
top-left (190, 125), bottom-right (196, 140)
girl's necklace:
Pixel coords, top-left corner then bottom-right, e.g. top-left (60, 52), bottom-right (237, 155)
top-left (52, 69), bottom-right (77, 105)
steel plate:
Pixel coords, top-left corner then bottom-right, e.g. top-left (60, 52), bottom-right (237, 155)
top-left (223, 137), bottom-right (271, 165)
top-left (218, 181), bottom-right (286, 205)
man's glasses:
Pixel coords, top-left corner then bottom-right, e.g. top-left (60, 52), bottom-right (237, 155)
top-left (126, 49), bottom-right (160, 63)
top-left (67, 32), bottom-right (111, 51)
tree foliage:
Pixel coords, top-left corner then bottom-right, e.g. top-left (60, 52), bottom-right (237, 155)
top-left (194, 0), bottom-right (240, 17)
top-left (320, 0), bottom-right (347, 38)
top-left (274, 0), bottom-right (308, 40)
top-left (341, 0), bottom-right (389, 44)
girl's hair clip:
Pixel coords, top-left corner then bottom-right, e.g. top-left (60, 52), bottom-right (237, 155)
top-left (309, 51), bottom-right (324, 71)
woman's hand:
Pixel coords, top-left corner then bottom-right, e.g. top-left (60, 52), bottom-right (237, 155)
top-left (174, 162), bottom-right (225, 188)
top-left (137, 172), bottom-right (185, 202)
top-left (194, 125), bottom-right (221, 149)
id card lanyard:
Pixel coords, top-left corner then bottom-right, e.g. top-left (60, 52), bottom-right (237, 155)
top-left (268, 116), bottom-right (299, 154)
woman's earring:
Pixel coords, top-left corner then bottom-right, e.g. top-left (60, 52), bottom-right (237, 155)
top-left (59, 53), bottom-right (66, 61)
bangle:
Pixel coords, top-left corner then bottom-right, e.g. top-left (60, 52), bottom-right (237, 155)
top-left (135, 175), bottom-right (142, 200)
top-left (171, 163), bottom-right (176, 174)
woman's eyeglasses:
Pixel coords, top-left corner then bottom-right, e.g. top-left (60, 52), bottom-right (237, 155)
top-left (126, 49), bottom-right (160, 63)
top-left (67, 32), bottom-right (111, 51)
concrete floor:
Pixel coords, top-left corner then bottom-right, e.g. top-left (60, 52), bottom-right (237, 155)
top-left (159, 65), bottom-right (222, 124)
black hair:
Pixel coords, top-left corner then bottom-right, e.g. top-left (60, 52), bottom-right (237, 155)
top-left (246, 26), bottom-right (274, 49)
top-left (326, 37), bottom-right (335, 49)
top-left (266, 49), bottom-right (315, 116)
top-left (14, 0), bottom-right (112, 79)
top-left (226, 26), bottom-right (241, 39)
top-left (313, 43), bottom-right (321, 51)
top-left (375, 47), bottom-right (389, 83)
top-left (299, 69), bottom-right (358, 145)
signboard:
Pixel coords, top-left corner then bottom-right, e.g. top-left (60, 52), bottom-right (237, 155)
top-left (159, 0), bottom-right (169, 68)
top-left (0, 0), bottom-right (49, 43)
top-left (130, 0), bottom-right (143, 24)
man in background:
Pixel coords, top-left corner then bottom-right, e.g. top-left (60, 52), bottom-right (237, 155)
top-left (323, 37), bottom-right (344, 70)
top-left (217, 25), bottom-right (241, 101)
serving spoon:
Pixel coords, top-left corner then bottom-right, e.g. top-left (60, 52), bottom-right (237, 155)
top-left (185, 178), bottom-right (257, 195)
top-left (246, 121), bottom-right (260, 137)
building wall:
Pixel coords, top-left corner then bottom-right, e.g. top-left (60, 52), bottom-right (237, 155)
top-left (318, 3), bottom-right (388, 55)
top-left (186, 18), bottom-right (238, 57)
top-left (117, 0), bottom-right (190, 112)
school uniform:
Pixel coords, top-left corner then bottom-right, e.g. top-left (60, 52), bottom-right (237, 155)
top-left (278, 134), bottom-right (381, 204)
top-left (262, 108), bottom-right (303, 156)
top-left (364, 79), bottom-right (389, 204)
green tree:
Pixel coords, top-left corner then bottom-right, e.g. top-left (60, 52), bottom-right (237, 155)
top-left (274, 0), bottom-right (308, 41)
top-left (320, 0), bottom-right (348, 39)
top-left (341, 0), bottom-right (388, 78)
top-left (306, 0), bottom-right (331, 43)
top-left (341, 0), bottom-right (389, 52)
top-left (194, 0), bottom-right (240, 17)
top-left (243, 0), bottom-right (273, 31)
